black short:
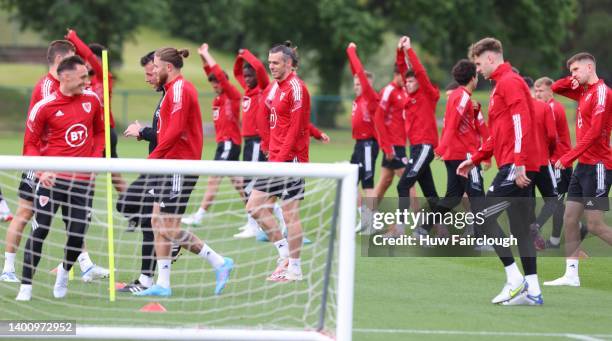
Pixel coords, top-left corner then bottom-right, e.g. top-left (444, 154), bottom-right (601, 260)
top-left (214, 140), bottom-right (241, 161)
top-left (554, 167), bottom-right (573, 195)
top-left (350, 139), bottom-right (379, 189)
top-left (102, 127), bottom-right (119, 158)
top-left (243, 137), bottom-right (267, 162)
top-left (533, 163), bottom-right (559, 197)
top-left (116, 174), bottom-right (157, 226)
top-left (487, 164), bottom-right (537, 198)
top-left (34, 177), bottom-right (94, 229)
top-left (381, 145), bottom-right (407, 170)
top-left (253, 160), bottom-right (305, 201)
top-left (151, 174), bottom-right (199, 215)
top-left (567, 163), bottom-right (611, 211)
top-left (18, 170), bottom-right (38, 201)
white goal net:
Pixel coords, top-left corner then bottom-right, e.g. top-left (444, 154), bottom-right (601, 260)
top-left (0, 156), bottom-right (357, 341)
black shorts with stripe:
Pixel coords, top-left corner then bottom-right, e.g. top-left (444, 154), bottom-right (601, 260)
top-left (567, 163), bottom-right (611, 211)
top-left (151, 174), bottom-right (199, 215)
top-left (350, 139), bottom-right (379, 189)
top-left (18, 170), bottom-right (39, 201)
top-left (243, 136), bottom-right (267, 162)
top-left (253, 159), bottom-right (305, 201)
top-left (214, 140), bottom-right (241, 161)
top-left (381, 145), bottom-right (407, 170)
top-left (553, 166), bottom-right (573, 195)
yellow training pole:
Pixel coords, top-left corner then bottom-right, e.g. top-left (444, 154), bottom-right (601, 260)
top-left (102, 50), bottom-right (116, 302)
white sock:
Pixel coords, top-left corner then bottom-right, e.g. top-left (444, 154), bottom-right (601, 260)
top-left (3, 252), bottom-right (16, 273)
top-left (0, 199), bottom-right (9, 213)
top-left (288, 258), bottom-right (301, 274)
top-left (273, 203), bottom-right (286, 231)
top-left (199, 244), bottom-right (225, 269)
top-left (57, 264), bottom-right (69, 280)
top-left (78, 252), bottom-right (94, 272)
top-left (17, 284), bottom-right (32, 298)
top-left (247, 214), bottom-right (259, 230)
top-left (274, 238), bottom-right (290, 259)
top-left (156, 259), bottom-right (171, 288)
top-left (525, 274), bottom-right (541, 296)
top-left (565, 259), bottom-right (579, 278)
top-left (504, 262), bottom-right (524, 286)
top-left (549, 236), bottom-right (560, 245)
top-left (138, 274), bottom-right (153, 288)
top-left (196, 207), bottom-right (206, 218)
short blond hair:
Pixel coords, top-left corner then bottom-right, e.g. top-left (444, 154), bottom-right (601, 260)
top-left (534, 77), bottom-right (553, 88)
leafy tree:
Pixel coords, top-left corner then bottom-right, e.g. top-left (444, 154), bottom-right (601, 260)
top-left (0, 0), bottom-right (156, 64)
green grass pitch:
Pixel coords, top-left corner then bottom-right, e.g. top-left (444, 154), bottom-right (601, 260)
top-left (0, 130), bottom-right (610, 341)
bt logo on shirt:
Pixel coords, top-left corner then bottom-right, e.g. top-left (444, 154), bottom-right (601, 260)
top-left (212, 107), bottom-right (220, 121)
top-left (65, 124), bottom-right (88, 147)
top-left (269, 108), bottom-right (278, 129)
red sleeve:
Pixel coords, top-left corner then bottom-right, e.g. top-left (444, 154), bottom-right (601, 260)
top-left (233, 54), bottom-right (247, 90)
top-left (241, 49), bottom-right (269, 91)
top-left (501, 80), bottom-right (533, 167)
top-left (406, 48), bottom-right (439, 101)
top-left (24, 104), bottom-right (48, 156)
top-left (308, 123), bottom-right (322, 139)
top-left (257, 97), bottom-right (270, 152)
top-left (395, 48), bottom-right (408, 79)
top-left (374, 87), bottom-right (394, 154)
top-left (347, 46), bottom-right (378, 104)
top-left (211, 65), bottom-right (241, 101)
top-left (544, 103), bottom-right (557, 157)
top-left (435, 95), bottom-right (463, 156)
top-left (475, 105), bottom-right (489, 141)
top-left (552, 77), bottom-right (581, 101)
top-left (559, 87), bottom-right (609, 167)
top-left (148, 86), bottom-right (191, 159)
top-left (471, 135), bottom-right (494, 165)
top-left (92, 101), bottom-right (105, 157)
top-left (65, 30), bottom-right (103, 83)
top-left (276, 84), bottom-right (307, 161)
top-left (203, 65), bottom-right (212, 76)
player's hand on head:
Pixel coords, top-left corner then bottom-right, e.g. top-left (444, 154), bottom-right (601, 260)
top-left (40, 172), bottom-right (56, 188)
top-left (514, 165), bottom-right (531, 188)
top-left (320, 133), bottom-right (330, 144)
top-left (348, 42), bottom-right (356, 49)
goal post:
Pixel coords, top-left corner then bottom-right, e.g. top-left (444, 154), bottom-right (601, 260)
top-left (0, 155), bottom-right (358, 341)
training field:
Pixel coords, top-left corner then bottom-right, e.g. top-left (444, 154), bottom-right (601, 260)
top-left (0, 131), bottom-right (611, 341)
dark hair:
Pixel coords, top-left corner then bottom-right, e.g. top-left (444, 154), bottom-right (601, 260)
top-left (566, 52), bottom-right (596, 69)
top-left (47, 40), bottom-right (75, 65)
top-left (451, 59), bottom-right (477, 86)
top-left (269, 40), bottom-right (299, 67)
top-left (469, 37), bottom-right (503, 60)
top-left (140, 51), bottom-right (155, 66)
top-left (208, 71), bottom-right (229, 83)
top-left (155, 47), bottom-right (189, 69)
top-left (405, 69), bottom-right (415, 78)
top-left (445, 80), bottom-right (460, 91)
top-left (57, 55), bottom-right (86, 75)
top-left (522, 76), bottom-right (534, 88)
top-left (88, 43), bottom-right (105, 59)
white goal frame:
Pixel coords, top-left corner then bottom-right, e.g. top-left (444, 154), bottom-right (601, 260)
top-left (0, 155), bottom-right (358, 341)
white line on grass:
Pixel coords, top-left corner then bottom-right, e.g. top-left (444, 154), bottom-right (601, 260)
top-left (353, 328), bottom-right (611, 340)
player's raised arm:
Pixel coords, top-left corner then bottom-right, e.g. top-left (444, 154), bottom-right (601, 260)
top-left (402, 36), bottom-right (440, 100)
top-left (347, 43), bottom-right (378, 104)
